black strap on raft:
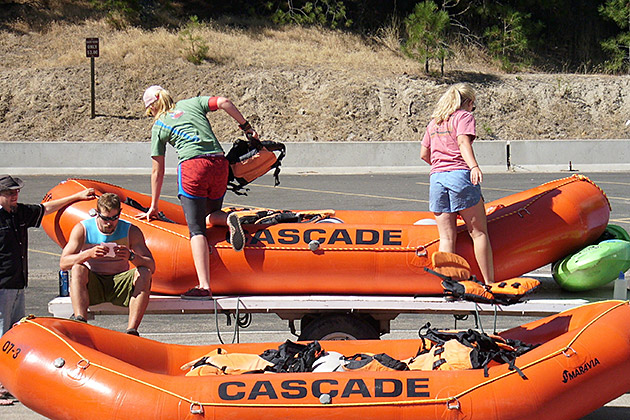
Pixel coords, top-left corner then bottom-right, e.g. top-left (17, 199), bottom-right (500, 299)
top-left (223, 208), bottom-right (333, 226)
top-left (259, 340), bottom-right (323, 373)
top-left (123, 197), bottom-right (175, 223)
top-left (417, 322), bottom-right (537, 379)
top-left (188, 348), bottom-right (227, 371)
top-left (343, 353), bottom-right (410, 371)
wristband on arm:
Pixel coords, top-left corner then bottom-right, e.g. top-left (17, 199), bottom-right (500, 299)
top-left (239, 121), bottom-right (252, 132)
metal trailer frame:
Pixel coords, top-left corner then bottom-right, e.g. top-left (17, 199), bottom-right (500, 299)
top-left (48, 294), bottom-right (590, 340)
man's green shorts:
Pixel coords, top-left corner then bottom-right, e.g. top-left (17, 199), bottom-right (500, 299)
top-left (87, 269), bottom-right (137, 307)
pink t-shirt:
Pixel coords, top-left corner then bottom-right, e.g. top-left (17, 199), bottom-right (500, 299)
top-left (421, 109), bottom-right (476, 174)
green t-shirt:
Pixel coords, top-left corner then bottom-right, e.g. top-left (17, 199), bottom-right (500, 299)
top-left (151, 96), bottom-right (224, 162)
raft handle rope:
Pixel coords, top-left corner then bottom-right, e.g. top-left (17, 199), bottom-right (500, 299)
top-left (23, 301), bottom-right (626, 410)
top-left (77, 359), bottom-right (90, 370)
top-left (190, 402), bottom-right (204, 415)
top-left (516, 208), bottom-right (531, 218)
top-left (213, 296), bottom-right (251, 345)
top-left (447, 398), bottom-right (461, 410)
top-left (562, 347), bottom-right (577, 358)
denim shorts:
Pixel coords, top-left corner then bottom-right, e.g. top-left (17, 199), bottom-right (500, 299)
top-left (429, 169), bottom-right (482, 213)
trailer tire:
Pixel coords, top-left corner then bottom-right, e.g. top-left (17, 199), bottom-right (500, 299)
top-left (298, 314), bottom-right (379, 341)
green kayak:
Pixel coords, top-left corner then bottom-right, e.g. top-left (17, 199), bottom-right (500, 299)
top-left (596, 224), bottom-right (630, 242)
top-left (553, 239), bottom-right (630, 292)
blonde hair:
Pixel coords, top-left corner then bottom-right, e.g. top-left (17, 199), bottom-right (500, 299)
top-left (97, 193), bottom-right (121, 213)
top-left (431, 83), bottom-right (476, 124)
top-left (146, 88), bottom-right (175, 120)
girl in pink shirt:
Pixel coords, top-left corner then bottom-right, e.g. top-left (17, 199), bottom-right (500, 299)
top-left (421, 83), bottom-right (494, 284)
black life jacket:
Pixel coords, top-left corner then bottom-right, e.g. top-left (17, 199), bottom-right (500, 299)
top-left (259, 340), bottom-right (323, 373)
top-left (221, 207), bottom-right (336, 226)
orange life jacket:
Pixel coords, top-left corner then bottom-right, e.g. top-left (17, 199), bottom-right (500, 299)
top-left (406, 339), bottom-right (474, 371)
top-left (185, 352), bottom-right (274, 376)
top-left (428, 251), bottom-right (541, 305)
top-left (225, 136), bottom-right (286, 195)
top-left (412, 324), bottom-right (538, 377)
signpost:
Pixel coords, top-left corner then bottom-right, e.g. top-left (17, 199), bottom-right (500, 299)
top-left (86, 38), bottom-right (99, 119)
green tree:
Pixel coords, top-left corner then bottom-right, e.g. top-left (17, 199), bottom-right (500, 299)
top-left (267, 0), bottom-right (352, 28)
top-left (402, 1), bottom-right (450, 74)
top-left (179, 16), bottom-right (210, 65)
top-left (90, 0), bottom-right (141, 29)
top-left (483, 5), bottom-right (531, 72)
top-left (599, 0), bottom-right (630, 73)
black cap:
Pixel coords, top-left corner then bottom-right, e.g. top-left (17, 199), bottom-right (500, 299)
top-left (0, 175), bottom-right (24, 192)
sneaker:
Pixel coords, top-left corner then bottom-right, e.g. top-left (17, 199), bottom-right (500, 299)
top-left (0, 384), bottom-right (15, 405)
top-left (126, 328), bottom-right (140, 336)
top-left (69, 314), bottom-right (87, 323)
top-left (227, 212), bottom-right (245, 252)
top-left (181, 287), bottom-right (213, 300)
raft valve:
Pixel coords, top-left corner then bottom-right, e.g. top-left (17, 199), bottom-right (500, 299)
top-left (309, 240), bottom-right (321, 251)
top-left (319, 393), bottom-right (332, 404)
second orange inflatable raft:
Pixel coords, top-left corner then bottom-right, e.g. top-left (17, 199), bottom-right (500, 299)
top-left (41, 175), bottom-right (610, 295)
top-left (0, 301), bottom-right (628, 420)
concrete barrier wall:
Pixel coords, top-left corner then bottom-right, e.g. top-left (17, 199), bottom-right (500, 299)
top-left (1, 140), bottom-right (628, 175)
top-left (508, 139), bottom-right (630, 172)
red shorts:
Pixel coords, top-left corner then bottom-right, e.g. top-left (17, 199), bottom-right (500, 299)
top-left (178, 155), bottom-right (229, 200)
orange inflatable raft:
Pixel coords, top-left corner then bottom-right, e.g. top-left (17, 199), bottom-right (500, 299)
top-left (41, 175), bottom-right (610, 295)
top-left (1, 300), bottom-right (629, 420)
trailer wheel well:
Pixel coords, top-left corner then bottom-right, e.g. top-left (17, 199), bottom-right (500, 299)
top-left (298, 313), bottom-right (380, 341)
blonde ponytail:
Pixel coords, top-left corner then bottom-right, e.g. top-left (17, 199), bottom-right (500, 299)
top-left (147, 89), bottom-right (175, 120)
top-left (431, 83), bottom-right (476, 124)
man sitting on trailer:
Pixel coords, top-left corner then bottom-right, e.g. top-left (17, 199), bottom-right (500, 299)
top-left (60, 193), bottom-right (155, 336)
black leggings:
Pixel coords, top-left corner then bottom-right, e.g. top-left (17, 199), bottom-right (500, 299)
top-left (180, 195), bottom-right (224, 237)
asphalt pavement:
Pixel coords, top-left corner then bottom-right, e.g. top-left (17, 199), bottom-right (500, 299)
top-left (2, 171), bottom-right (630, 419)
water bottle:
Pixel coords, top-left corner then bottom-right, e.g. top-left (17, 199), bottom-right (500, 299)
top-left (613, 271), bottom-right (627, 300)
top-left (58, 270), bottom-right (70, 297)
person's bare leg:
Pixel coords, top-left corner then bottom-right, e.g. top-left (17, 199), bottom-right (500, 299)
top-left (434, 212), bottom-right (458, 253)
top-left (127, 267), bottom-right (151, 330)
top-left (459, 200), bottom-right (494, 284)
top-left (190, 234), bottom-right (212, 290)
top-left (208, 209), bottom-right (245, 251)
top-left (206, 210), bottom-right (227, 227)
top-left (70, 264), bottom-right (90, 320)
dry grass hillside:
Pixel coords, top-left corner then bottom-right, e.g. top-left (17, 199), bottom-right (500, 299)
top-left (2, 7), bottom-right (630, 144)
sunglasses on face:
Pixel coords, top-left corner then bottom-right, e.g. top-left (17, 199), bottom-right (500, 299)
top-left (98, 212), bottom-right (121, 222)
top-left (1, 189), bottom-right (20, 196)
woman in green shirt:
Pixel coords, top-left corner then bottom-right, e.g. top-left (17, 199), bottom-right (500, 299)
top-left (138, 85), bottom-right (258, 299)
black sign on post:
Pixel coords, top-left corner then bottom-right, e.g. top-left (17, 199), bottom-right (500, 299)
top-left (86, 38), bottom-right (99, 119)
top-left (86, 37), bottom-right (100, 58)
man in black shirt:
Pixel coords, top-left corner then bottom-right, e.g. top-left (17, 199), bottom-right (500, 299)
top-left (0, 174), bottom-right (94, 402)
